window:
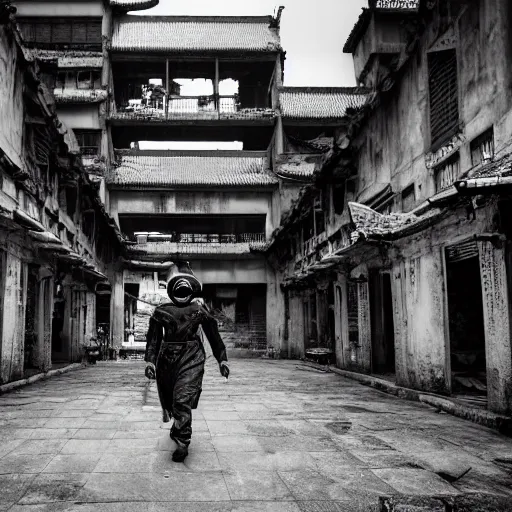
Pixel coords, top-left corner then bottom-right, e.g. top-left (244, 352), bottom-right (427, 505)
top-left (18, 18), bottom-right (102, 50)
top-left (435, 153), bottom-right (460, 192)
top-left (428, 49), bottom-right (459, 150)
top-left (401, 185), bottom-right (416, 212)
top-left (470, 128), bottom-right (494, 166)
top-left (77, 70), bottom-right (101, 90)
top-left (74, 130), bottom-right (101, 156)
top-left (332, 182), bottom-right (346, 215)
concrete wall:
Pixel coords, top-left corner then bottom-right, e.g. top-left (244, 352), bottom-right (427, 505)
top-left (14, 1), bottom-right (104, 17)
top-left (56, 105), bottom-right (101, 131)
top-left (0, 25), bottom-right (24, 170)
top-left (0, 253), bottom-right (27, 384)
top-left (355, 0), bottom-right (512, 211)
top-left (391, 251), bottom-right (448, 393)
top-left (113, 190), bottom-right (272, 220)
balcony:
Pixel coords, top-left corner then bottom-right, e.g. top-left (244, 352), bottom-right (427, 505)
top-left (109, 95), bottom-right (275, 124)
top-left (127, 232), bottom-right (267, 259)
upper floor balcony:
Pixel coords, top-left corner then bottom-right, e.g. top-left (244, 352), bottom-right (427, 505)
top-left (126, 232), bottom-right (267, 259)
top-left (109, 94), bottom-right (275, 124)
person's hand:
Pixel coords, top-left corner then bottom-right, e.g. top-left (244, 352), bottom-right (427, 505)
top-left (145, 363), bottom-right (156, 380)
top-left (219, 361), bottom-right (230, 379)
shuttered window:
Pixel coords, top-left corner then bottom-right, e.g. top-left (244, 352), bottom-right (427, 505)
top-left (74, 130), bottom-right (101, 156)
top-left (435, 153), bottom-right (460, 192)
top-left (18, 18), bottom-right (102, 50)
top-left (428, 49), bottom-right (459, 151)
top-left (470, 128), bottom-right (495, 166)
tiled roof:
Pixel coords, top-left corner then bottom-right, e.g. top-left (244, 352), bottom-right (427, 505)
top-left (22, 49), bottom-right (103, 68)
top-left (111, 15), bottom-right (281, 53)
top-left (348, 202), bottom-right (444, 241)
top-left (277, 162), bottom-right (316, 181)
top-left (455, 153), bottom-right (512, 193)
top-left (106, 151), bottom-right (278, 188)
top-left (279, 87), bottom-right (370, 120)
top-left (110, 0), bottom-right (159, 11)
top-left (54, 89), bottom-right (108, 104)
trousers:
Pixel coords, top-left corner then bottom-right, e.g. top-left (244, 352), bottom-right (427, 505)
top-left (156, 339), bottom-right (205, 447)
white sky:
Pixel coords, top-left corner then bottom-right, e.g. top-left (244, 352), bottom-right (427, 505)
top-left (134, 0), bottom-right (368, 87)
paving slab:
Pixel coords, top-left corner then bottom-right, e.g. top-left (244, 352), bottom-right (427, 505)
top-left (0, 359), bottom-right (512, 510)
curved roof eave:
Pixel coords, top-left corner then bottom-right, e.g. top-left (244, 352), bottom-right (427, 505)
top-left (110, 0), bottom-right (159, 13)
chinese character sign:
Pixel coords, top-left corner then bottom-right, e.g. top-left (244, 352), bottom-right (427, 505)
top-left (375, 0), bottom-right (420, 9)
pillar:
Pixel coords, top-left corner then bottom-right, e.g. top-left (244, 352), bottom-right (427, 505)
top-left (266, 265), bottom-right (285, 357)
top-left (110, 270), bottom-right (125, 353)
top-left (357, 280), bottom-right (372, 373)
top-left (35, 276), bottom-right (53, 372)
top-left (478, 241), bottom-right (512, 414)
top-left (0, 254), bottom-right (26, 383)
top-left (334, 274), bottom-right (349, 369)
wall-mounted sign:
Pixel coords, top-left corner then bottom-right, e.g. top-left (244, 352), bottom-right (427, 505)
top-left (375, 0), bottom-right (420, 10)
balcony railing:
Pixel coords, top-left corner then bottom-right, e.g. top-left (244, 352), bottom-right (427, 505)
top-left (110, 95), bottom-right (275, 122)
top-left (133, 232), bottom-right (265, 244)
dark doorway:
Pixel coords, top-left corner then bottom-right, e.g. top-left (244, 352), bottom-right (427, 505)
top-left (52, 281), bottom-right (66, 362)
top-left (24, 265), bottom-right (39, 373)
top-left (370, 271), bottom-right (396, 375)
top-left (445, 244), bottom-right (487, 400)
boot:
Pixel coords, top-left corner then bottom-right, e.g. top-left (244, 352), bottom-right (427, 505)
top-left (172, 444), bottom-right (188, 462)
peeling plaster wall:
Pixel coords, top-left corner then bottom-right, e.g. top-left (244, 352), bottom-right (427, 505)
top-left (287, 291), bottom-right (305, 359)
top-left (355, 0), bottom-right (512, 210)
top-left (0, 25), bottom-right (24, 170)
top-left (0, 253), bottom-right (27, 384)
top-left (266, 265), bottom-right (284, 355)
top-left (391, 250), bottom-right (448, 393)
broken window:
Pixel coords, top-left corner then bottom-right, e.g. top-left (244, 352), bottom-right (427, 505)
top-left (401, 184), bottom-right (415, 212)
top-left (74, 130), bottom-right (101, 156)
top-left (470, 128), bottom-right (494, 166)
top-left (435, 153), bottom-right (460, 192)
top-left (76, 70), bottom-right (101, 90)
top-left (428, 49), bottom-right (459, 150)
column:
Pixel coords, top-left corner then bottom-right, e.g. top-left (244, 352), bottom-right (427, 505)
top-left (109, 270), bottom-right (125, 354)
top-left (334, 275), bottom-right (349, 369)
top-left (0, 254), bottom-right (26, 383)
top-left (35, 276), bottom-right (53, 372)
top-left (357, 280), bottom-right (372, 373)
top-left (478, 241), bottom-right (512, 414)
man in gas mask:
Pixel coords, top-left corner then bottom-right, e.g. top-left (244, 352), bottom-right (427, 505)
top-left (144, 261), bottom-right (229, 462)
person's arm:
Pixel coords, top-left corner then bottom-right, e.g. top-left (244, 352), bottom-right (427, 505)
top-left (144, 314), bottom-right (163, 378)
top-left (201, 307), bottom-right (229, 378)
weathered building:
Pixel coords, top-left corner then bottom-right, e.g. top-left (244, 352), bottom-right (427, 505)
top-left (11, 0), bottom-right (302, 356)
top-left (0, 2), bottom-right (121, 384)
top-left (268, 0), bottom-right (512, 416)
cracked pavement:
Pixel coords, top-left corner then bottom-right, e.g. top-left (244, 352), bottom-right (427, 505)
top-left (0, 359), bottom-right (511, 511)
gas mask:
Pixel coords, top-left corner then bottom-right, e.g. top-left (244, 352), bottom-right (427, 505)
top-left (166, 261), bottom-right (202, 307)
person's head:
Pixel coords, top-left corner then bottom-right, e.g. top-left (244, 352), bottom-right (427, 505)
top-left (166, 261), bottom-right (202, 307)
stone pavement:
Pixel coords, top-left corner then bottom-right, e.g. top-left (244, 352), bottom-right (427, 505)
top-left (0, 359), bottom-right (512, 511)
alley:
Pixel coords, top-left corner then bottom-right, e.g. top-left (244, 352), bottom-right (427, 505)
top-left (0, 361), bottom-right (511, 511)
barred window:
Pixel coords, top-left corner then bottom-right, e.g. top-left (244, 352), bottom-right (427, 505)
top-left (470, 128), bottom-right (494, 166)
top-left (18, 18), bottom-right (102, 50)
top-left (435, 153), bottom-right (460, 192)
top-left (428, 49), bottom-right (459, 151)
